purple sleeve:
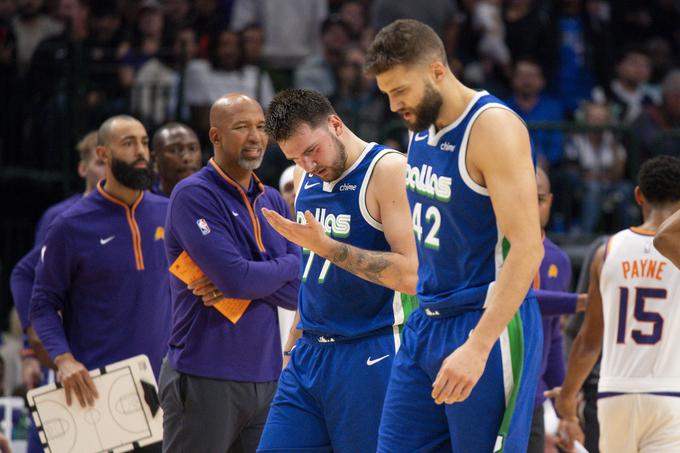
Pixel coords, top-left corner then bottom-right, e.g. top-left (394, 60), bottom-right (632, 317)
top-left (534, 289), bottom-right (578, 316)
top-left (9, 247), bottom-right (41, 329)
top-left (29, 219), bottom-right (73, 360)
top-left (544, 317), bottom-right (566, 389)
top-left (170, 186), bottom-right (299, 300)
top-left (258, 197), bottom-right (300, 310)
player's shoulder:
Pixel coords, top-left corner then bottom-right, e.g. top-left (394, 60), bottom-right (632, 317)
top-left (169, 168), bottom-right (214, 203)
top-left (371, 144), bottom-right (406, 171)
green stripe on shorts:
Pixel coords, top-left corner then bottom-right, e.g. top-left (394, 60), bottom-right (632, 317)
top-left (494, 310), bottom-right (525, 453)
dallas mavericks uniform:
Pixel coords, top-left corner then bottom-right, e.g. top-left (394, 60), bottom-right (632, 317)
top-left (597, 228), bottom-right (680, 452)
top-left (378, 91), bottom-right (542, 453)
top-left (258, 143), bottom-right (418, 453)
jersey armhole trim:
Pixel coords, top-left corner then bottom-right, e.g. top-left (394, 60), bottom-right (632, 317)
top-left (358, 149), bottom-right (402, 232)
top-left (457, 104), bottom-right (522, 197)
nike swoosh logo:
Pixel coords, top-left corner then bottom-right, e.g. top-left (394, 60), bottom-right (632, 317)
top-left (366, 354), bottom-right (390, 366)
top-left (99, 235), bottom-right (115, 245)
top-left (231, 211), bottom-right (239, 216)
top-left (304, 182), bottom-right (320, 189)
top-left (414, 132), bottom-right (428, 141)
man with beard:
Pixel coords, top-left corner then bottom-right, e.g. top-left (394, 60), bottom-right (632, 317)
top-left (256, 88), bottom-right (418, 453)
top-left (150, 122), bottom-right (203, 197)
top-left (159, 93), bottom-right (300, 452)
top-left (30, 116), bottom-right (170, 452)
top-left (364, 19), bottom-right (543, 452)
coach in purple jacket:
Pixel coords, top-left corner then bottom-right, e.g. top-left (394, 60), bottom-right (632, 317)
top-left (159, 93), bottom-right (300, 453)
top-left (31, 116), bottom-right (171, 421)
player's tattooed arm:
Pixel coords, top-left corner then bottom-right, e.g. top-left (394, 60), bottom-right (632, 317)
top-left (327, 242), bottom-right (397, 288)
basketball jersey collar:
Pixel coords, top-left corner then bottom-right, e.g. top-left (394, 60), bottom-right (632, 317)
top-left (322, 142), bottom-right (377, 192)
top-left (425, 90), bottom-right (489, 147)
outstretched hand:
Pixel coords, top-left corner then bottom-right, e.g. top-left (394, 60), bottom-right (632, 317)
top-left (261, 208), bottom-right (329, 253)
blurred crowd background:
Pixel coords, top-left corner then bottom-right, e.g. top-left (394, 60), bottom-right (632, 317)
top-left (1, 0), bottom-right (680, 383)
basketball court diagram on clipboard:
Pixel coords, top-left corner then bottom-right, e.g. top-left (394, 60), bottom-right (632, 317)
top-left (26, 355), bottom-right (163, 453)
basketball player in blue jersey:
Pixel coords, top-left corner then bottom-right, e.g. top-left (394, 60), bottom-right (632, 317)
top-left (258, 88), bottom-right (418, 453)
top-left (364, 19), bottom-right (544, 452)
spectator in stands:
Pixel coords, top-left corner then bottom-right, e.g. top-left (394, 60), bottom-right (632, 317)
top-left (566, 102), bottom-right (635, 233)
top-left (161, 0), bottom-right (192, 41)
top-left (240, 23), bottom-right (264, 67)
top-left (331, 45), bottom-right (390, 143)
top-left (631, 69), bottom-right (680, 159)
top-left (294, 15), bottom-right (350, 98)
top-left (85, 2), bottom-right (127, 124)
top-left (549, 0), bottom-right (613, 115)
top-left (192, 0), bottom-right (227, 58)
top-left (185, 29), bottom-right (274, 138)
top-left (339, 0), bottom-right (366, 43)
top-left (503, 0), bottom-right (556, 82)
top-left (370, 0), bottom-right (458, 46)
top-left (607, 47), bottom-right (659, 124)
top-left (119, 0), bottom-right (165, 89)
top-left (230, 0), bottom-right (328, 90)
top-left (11, 0), bottom-right (63, 74)
top-left (132, 25), bottom-right (200, 127)
top-left (507, 58), bottom-right (565, 169)
top-left (25, 0), bottom-right (92, 169)
top-left (0, 0), bottom-right (18, 155)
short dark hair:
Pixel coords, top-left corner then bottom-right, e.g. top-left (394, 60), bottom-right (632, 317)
top-left (638, 155), bottom-right (680, 204)
top-left (265, 89), bottom-right (336, 142)
top-left (152, 122), bottom-right (196, 150)
top-left (365, 19), bottom-right (447, 76)
top-left (97, 114), bottom-right (140, 146)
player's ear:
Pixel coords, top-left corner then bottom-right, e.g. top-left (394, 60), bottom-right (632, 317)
top-left (634, 186), bottom-right (645, 207)
top-left (431, 61), bottom-right (446, 83)
top-left (95, 145), bottom-right (110, 163)
top-left (208, 126), bottom-right (219, 145)
top-left (328, 115), bottom-right (343, 137)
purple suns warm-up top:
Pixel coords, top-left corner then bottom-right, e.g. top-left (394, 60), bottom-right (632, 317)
top-left (30, 182), bottom-right (171, 377)
top-left (164, 159), bottom-right (300, 382)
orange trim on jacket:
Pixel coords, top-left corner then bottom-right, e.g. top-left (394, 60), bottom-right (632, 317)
top-left (97, 181), bottom-right (146, 270)
top-left (209, 159), bottom-right (267, 252)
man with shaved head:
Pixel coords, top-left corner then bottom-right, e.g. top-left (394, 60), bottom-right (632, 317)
top-left (30, 114), bottom-right (170, 450)
top-left (159, 94), bottom-right (300, 452)
top-left (150, 122), bottom-right (203, 197)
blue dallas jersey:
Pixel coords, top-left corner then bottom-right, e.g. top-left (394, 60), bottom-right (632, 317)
top-left (296, 142), bottom-right (410, 338)
top-left (406, 91), bottom-right (533, 312)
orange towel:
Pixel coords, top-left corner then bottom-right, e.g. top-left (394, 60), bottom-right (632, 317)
top-left (169, 251), bottom-right (251, 324)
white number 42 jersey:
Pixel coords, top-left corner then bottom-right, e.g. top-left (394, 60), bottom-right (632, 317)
top-left (599, 227), bottom-right (680, 394)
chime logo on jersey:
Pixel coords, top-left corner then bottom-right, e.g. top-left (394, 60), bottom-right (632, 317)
top-left (297, 208), bottom-right (351, 238)
top-left (405, 164), bottom-right (452, 202)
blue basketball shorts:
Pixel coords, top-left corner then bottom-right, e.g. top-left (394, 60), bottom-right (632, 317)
top-left (257, 327), bottom-right (401, 453)
top-left (377, 297), bottom-right (543, 453)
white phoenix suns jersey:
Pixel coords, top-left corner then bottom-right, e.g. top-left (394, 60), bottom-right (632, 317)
top-left (599, 227), bottom-right (680, 394)
top-left (295, 142), bottom-right (418, 339)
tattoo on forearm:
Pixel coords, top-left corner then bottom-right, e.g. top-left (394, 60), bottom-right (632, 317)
top-left (329, 243), bottom-right (393, 286)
